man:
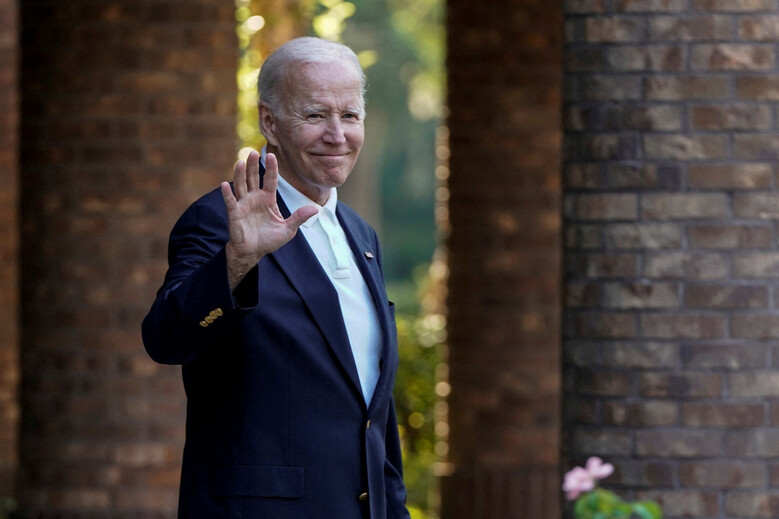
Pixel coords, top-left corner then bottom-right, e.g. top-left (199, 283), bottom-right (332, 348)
top-left (142, 37), bottom-right (410, 519)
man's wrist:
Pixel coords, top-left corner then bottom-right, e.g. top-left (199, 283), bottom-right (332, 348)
top-left (226, 242), bottom-right (262, 292)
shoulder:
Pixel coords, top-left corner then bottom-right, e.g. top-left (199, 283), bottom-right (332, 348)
top-left (169, 186), bottom-right (229, 240)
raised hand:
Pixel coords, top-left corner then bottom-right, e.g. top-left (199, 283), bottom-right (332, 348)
top-left (221, 150), bottom-right (318, 291)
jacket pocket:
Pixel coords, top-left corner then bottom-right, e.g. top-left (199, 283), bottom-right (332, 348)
top-left (213, 465), bottom-right (304, 498)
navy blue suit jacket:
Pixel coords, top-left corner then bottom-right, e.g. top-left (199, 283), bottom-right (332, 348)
top-left (142, 177), bottom-right (410, 519)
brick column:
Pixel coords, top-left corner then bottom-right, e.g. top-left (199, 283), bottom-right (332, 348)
top-left (564, 2), bottom-right (779, 517)
top-left (18, 1), bottom-right (237, 515)
top-left (0, 0), bottom-right (19, 498)
top-left (441, 0), bottom-right (562, 517)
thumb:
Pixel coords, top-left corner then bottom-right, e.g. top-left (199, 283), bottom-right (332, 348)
top-left (286, 205), bottom-right (319, 231)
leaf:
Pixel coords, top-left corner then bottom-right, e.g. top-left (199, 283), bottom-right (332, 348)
top-left (631, 501), bottom-right (663, 519)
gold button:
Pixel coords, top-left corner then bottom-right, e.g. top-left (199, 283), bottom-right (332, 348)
top-left (209, 310), bottom-right (218, 319)
top-left (358, 492), bottom-right (369, 502)
top-left (199, 321), bottom-right (208, 328)
top-left (205, 316), bottom-right (214, 324)
top-left (366, 420), bottom-right (371, 430)
top-left (215, 308), bottom-right (223, 316)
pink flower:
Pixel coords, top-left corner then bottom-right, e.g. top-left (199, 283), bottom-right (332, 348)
top-left (562, 457), bottom-right (615, 500)
top-left (585, 457), bottom-right (614, 480)
top-left (562, 466), bottom-right (595, 500)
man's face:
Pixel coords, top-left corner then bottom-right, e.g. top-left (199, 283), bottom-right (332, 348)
top-left (261, 61), bottom-right (365, 205)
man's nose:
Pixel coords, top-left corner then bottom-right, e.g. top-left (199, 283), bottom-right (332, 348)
top-left (322, 117), bottom-right (347, 144)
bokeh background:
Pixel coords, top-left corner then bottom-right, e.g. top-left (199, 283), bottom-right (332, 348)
top-left (7, 1), bottom-right (779, 519)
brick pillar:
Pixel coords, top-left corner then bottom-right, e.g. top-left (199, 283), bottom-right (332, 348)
top-left (0, 0), bottom-right (19, 498)
top-left (563, 3), bottom-right (779, 517)
top-left (441, 0), bottom-right (562, 517)
top-left (18, 1), bottom-right (237, 515)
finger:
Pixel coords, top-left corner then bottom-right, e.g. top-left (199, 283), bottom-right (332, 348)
top-left (220, 181), bottom-right (238, 212)
top-left (233, 159), bottom-right (248, 199)
top-left (286, 205), bottom-right (319, 231)
top-left (246, 150), bottom-right (260, 192)
top-left (263, 152), bottom-right (279, 194)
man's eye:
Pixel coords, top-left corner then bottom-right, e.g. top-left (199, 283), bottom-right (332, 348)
top-left (343, 113), bottom-right (359, 120)
top-left (307, 113), bottom-right (324, 120)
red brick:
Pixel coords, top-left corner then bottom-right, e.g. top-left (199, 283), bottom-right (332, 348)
top-left (642, 193), bottom-right (729, 219)
top-left (650, 14), bottom-right (732, 40)
top-left (575, 193), bottom-right (638, 220)
top-left (616, 0), bottom-right (687, 10)
top-left (688, 163), bottom-right (772, 189)
top-left (734, 193), bottom-right (779, 218)
top-left (680, 461), bottom-right (766, 488)
top-left (727, 430), bottom-right (779, 457)
top-left (690, 103), bottom-right (772, 130)
top-left (740, 16), bottom-right (779, 39)
top-left (737, 134), bottom-right (779, 159)
top-left (689, 224), bottom-right (772, 249)
top-left (643, 134), bottom-right (729, 160)
top-left (17, 0), bottom-right (237, 515)
top-left (734, 253), bottom-right (779, 278)
top-left (692, 43), bottom-right (775, 70)
top-left (607, 45), bottom-right (684, 71)
top-left (646, 75), bottom-right (730, 100)
top-left (684, 285), bottom-right (768, 308)
top-left (682, 402), bottom-right (764, 427)
top-left (639, 372), bottom-right (723, 398)
top-left (636, 429), bottom-right (724, 457)
top-left (644, 252), bottom-right (728, 279)
top-left (601, 281), bottom-right (678, 309)
top-left (726, 492), bottom-right (779, 518)
top-left (683, 344), bottom-right (767, 370)
top-left (730, 372), bottom-right (779, 397)
top-left (737, 75), bottom-right (779, 100)
top-left (605, 400), bottom-right (678, 426)
top-left (602, 342), bottom-right (679, 368)
top-left (641, 313), bottom-right (726, 339)
top-left (604, 223), bottom-right (683, 249)
top-left (694, 0), bottom-right (775, 10)
top-left (585, 17), bottom-right (644, 42)
top-left (732, 315), bottom-right (779, 339)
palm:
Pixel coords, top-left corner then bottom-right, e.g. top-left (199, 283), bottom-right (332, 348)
top-left (221, 150), bottom-right (317, 289)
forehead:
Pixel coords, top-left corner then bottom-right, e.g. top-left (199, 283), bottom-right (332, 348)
top-left (282, 61), bottom-right (364, 108)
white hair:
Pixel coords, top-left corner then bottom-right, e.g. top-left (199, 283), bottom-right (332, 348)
top-left (258, 37), bottom-right (367, 115)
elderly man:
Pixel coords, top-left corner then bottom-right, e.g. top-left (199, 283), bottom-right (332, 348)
top-left (143, 37), bottom-right (410, 519)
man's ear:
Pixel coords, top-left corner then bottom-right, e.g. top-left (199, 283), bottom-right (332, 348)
top-left (259, 103), bottom-right (279, 147)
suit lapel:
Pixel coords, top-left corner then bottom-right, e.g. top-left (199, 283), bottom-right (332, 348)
top-left (270, 195), bottom-right (364, 402)
top-left (336, 205), bottom-right (398, 416)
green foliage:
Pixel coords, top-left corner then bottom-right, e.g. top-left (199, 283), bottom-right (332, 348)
top-left (573, 489), bottom-right (663, 519)
top-left (393, 310), bottom-right (445, 519)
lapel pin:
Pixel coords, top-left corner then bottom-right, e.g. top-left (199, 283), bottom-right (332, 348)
top-left (364, 251), bottom-right (374, 259)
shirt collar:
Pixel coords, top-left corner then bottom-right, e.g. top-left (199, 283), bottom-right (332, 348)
top-left (262, 147), bottom-right (338, 228)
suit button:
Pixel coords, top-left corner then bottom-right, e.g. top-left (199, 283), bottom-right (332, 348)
top-left (209, 310), bottom-right (218, 319)
top-left (366, 420), bottom-right (371, 430)
top-left (215, 308), bottom-right (224, 316)
top-left (358, 492), bottom-right (369, 502)
top-left (205, 316), bottom-right (214, 324)
top-left (199, 321), bottom-right (208, 328)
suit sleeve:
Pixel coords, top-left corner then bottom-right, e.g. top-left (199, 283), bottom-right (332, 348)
top-left (142, 193), bottom-right (260, 365)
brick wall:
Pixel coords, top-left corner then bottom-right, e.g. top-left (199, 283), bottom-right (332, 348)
top-left (0, 0), bottom-right (19, 499)
top-left (18, 1), bottom-right (237, 515)
top-left (441, 0), bottom-right (562, 517)
top-left (563, 2), bottom-right (779, 517)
